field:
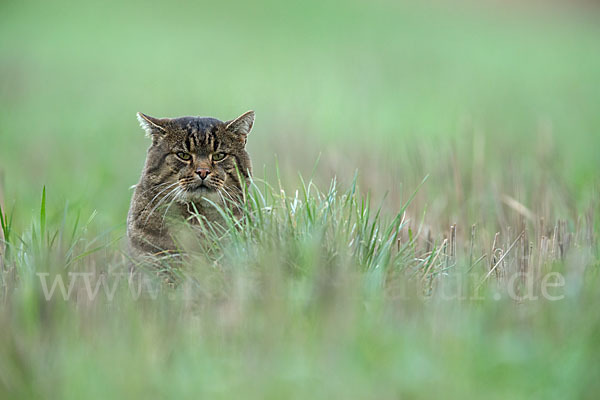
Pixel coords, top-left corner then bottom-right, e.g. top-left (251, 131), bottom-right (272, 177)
top-left (1, 0), bottom-right (599, 398)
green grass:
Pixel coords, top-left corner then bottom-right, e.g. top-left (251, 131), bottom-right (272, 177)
top-left (1, 175), bottom-right (599, 399)
top-left (1, 0), bottom-right (600, 398)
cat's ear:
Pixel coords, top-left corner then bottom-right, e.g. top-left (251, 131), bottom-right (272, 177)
top-left (225, 110), bottom-right (255, 136)
top-left (137, 112), bottom-right (168, 136)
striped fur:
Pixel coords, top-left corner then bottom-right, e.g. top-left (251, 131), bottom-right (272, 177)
top-left (127, 111), bottom-right (254, 256)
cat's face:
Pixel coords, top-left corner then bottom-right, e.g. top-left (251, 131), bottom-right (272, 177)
top-left (137, 111), bottom-right (254, 203)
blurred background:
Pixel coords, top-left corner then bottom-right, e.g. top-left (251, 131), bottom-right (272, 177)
top-left (2, 1), bottom-right (600, 398)
top-left (1, 0), bottom-right (599, 231)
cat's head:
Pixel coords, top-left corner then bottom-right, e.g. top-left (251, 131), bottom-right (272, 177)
top-left (137, 111), bottom-right (254, 203)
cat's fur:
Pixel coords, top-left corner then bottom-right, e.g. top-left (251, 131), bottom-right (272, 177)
top-left (127, 110), bottom-right (254, 256)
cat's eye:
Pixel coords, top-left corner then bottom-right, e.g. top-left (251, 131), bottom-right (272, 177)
top-left (212, 152), bottom-right (227, 162)
top-left (176, 152), bottom-right (191, 161)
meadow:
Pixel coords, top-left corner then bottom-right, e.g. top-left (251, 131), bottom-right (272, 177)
top-left (1, 0), bottom-right (599, 398)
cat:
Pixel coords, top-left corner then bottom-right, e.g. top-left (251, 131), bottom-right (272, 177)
top-left (127, 110), bottom-right (254, 257)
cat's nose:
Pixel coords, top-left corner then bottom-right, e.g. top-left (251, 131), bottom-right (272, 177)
top-left (195, 168), bottom-right (211, 180)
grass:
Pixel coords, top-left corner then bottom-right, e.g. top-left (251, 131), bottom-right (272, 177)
top-left (1, 0), bottom-right (600, 398)
top-left (1, 172), bottom-right (598, 398)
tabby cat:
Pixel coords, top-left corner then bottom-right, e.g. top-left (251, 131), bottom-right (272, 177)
top-left (127, 110), bottom-right (254, 256)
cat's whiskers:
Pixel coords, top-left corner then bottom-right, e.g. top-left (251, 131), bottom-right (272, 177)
top-left (218, 187), bottom-right (236, 204)
top-left (216, 190), bottom-right (229, 208)
top-left (221, 184), bottom-right (242, 202)
top-left (218, 185), bottom-right (243, 214)
top-left (135, 181), bottom-right (173, 199)
top-left (143, 185), bottom-right (181, 226)
top-left (160, 187), bottom-right (184, 224)
top-left (140, 181), bottom-right (180, 216)
top-left (179, 177), bottom-right (195, 187)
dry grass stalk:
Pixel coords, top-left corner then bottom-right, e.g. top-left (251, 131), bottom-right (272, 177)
top-left (424, 229), bottom-right (432, 254)
top-left (0, 169), bottom-right (5, 262)
top-left (490, 232), bottom-right (500, 278)
top-left (469, 224), bottom-right (476, 270)
top-left (422, 238), bottom-right (448, 282)
top-left (479, 231), bottom-right (525, 288)
top-left (450, 224), bottom-right (457, 262)
top-left (501, 194), bottom-right (537, 222)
